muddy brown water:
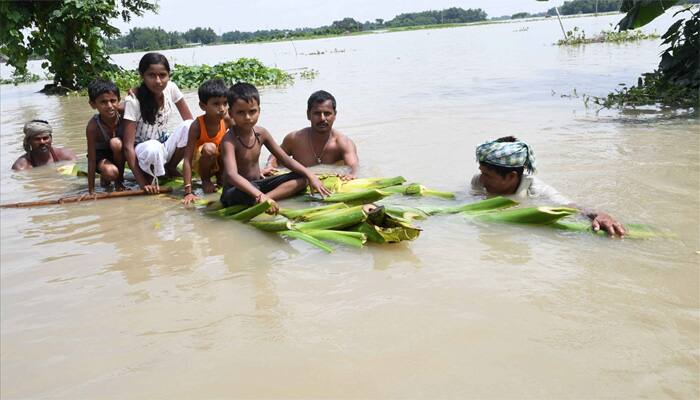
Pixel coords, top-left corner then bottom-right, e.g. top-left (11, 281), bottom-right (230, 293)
top-left (1, 13), bottom-right (698, 399)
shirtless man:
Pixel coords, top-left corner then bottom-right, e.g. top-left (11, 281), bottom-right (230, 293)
top-left (264, 90), bottom-right (359, 180)
top-left (12, 120), bottom-right (76, 171)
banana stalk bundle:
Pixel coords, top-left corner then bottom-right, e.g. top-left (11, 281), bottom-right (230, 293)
top-left (57, 165), bottom-right (665, 246)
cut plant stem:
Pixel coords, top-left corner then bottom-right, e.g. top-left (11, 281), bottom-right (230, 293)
top-left (295, 205), bottom-right (368, 231)
top-left (321, 189), bottom-right (389, 204)
top-left (279, 202), bottom-right (348, 220)
top-left (248, 217), bottom-right (293, 232)
top-left (228, 200), bottom-right (273, 222)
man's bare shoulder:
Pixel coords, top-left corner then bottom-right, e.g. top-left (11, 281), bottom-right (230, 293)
top-left (284, 128), bottom-right (309, 142)
top-left (11, 155), bottom-right (31, 171)
top-left (55, 147), bottom-right (76, 161)
top-left (332, 129), bottom-right (355, 146)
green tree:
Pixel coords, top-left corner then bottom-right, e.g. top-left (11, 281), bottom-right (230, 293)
top-left (610, 0), bottom-right (698, 107)
top-left (330, 18), bottom-right (362, 33)
top-left (183, 27), bottom-right (219, 44)
top-left (0, 0), bottom-right (158, 92)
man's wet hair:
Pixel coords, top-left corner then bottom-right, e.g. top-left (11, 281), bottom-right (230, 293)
top-left (479, 136), bottom-right (524, 178)
top-left (307, 90), bottom-right (336, 112)
top-left (88, 78), bottom-right (120, 102)
top-left (198, 78), bottom-right (228, 103)
top-left (228, 82), bottom-right (260, 107)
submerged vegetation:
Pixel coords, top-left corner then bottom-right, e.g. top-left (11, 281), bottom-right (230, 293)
top-left (556, 25), bottom-right (660, 45)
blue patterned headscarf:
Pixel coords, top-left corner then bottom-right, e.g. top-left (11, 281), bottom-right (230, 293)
top-left (476, 138), bottom-right (536, 173)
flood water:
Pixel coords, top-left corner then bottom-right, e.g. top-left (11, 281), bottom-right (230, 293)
top-left (1, 12), bottom-right (698, 399)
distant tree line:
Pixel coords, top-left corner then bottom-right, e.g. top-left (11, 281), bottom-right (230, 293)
top-left (105, 7), bottom-right (487, 52)
top-left (106, 27), bottom-right (218, 51)
top-left (104, 1), bottom-right (699, 53)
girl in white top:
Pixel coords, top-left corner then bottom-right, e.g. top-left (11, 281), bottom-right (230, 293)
top-left (122, 52), bottom-right (194, 193)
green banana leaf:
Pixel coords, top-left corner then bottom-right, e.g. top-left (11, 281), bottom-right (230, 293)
top-left (417, 196), bottom-right (519, 215)
top-left (475, 206), bottom-right (579, 225)
top-left (321, 189), bottom-right (389, 204)
top-left (618, 0), bottom-right (679, 30)
top-left (349, 205), bottom-right (422, 243)
top-left (335, 176), bottom-right (407, 192)
top-left (279, 230), bottom-right (334, 253)
top-left (301, 229), bottom-right (367, 248)
top-left (57, 163), bottom-right (89, 177)
top-left (383, 205), bottom-right (431, 221)
top-left (382, 183), bottom-right (455, 199)
top-left (552, 221), bottom-right (673, 239)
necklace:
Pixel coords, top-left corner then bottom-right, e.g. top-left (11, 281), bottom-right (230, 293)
top-left (99, 112), bottom-right (121, 138)
top-left (307, 130), bottom-right (332, 164)
top-left (235, 127), bottom-right (258, 150)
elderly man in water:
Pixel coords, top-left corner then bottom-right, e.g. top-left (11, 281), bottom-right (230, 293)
top-left (471, 136), bottom-right (625, 237)
top-left (12, 120), bottom-right (75, 171)
top-left (263, 90), bottom-right (359, 180)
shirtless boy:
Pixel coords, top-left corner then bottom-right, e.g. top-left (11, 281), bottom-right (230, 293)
top-left (220, 83), bottom-right (330, 213)
top-left (12, 120), bottom-right (75, 171)
top-left (472, 136), bottom-right (626, 237)
top-left (182, 79), bottom-right (229, 205)
top-left (85, 78), bottom-right (125, 193)
top-left (264, 90), bottom-right (359, 180)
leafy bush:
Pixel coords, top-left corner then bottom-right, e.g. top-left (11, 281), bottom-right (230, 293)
top-left (599, 6), bottom-right (699, 109)
top-left (170, 58), bottom-right (292, 89)
top-left (91, 58), bottom-right (294, 95)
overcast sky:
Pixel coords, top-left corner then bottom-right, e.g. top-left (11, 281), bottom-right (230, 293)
top-left (112, 0), bottom-right (565, 34)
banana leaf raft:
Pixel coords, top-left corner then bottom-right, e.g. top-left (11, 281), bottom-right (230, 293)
top-left (58, 164), bottom-right (666, 250)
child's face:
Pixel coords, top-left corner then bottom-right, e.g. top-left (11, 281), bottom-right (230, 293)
top-left (479, 164), bottom-right (519, 195)
top-left (307, 100), bottom-right (336, 134)
top-left (199, 96), bottom-right (229, 120)
top-left (141, 63), bottom-right (170, 95)
top-left (90, 91), bottom-right (120, 119)
top-left (228, 99), bottom-right (260, 130)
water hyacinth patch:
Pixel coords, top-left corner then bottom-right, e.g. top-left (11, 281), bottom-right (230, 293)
top-left (96, 58), bottom-right (294, 95)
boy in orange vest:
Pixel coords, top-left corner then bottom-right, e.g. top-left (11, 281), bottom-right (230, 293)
top-left (182, 79), bottom-right (230, 205)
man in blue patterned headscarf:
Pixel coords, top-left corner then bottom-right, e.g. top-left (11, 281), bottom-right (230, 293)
top-left (474, 136), bottom-right (540, 196)
top-left (476, 136), bottom-right (536, 175)
top-left (471, 136), bottom-right (625, 237)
